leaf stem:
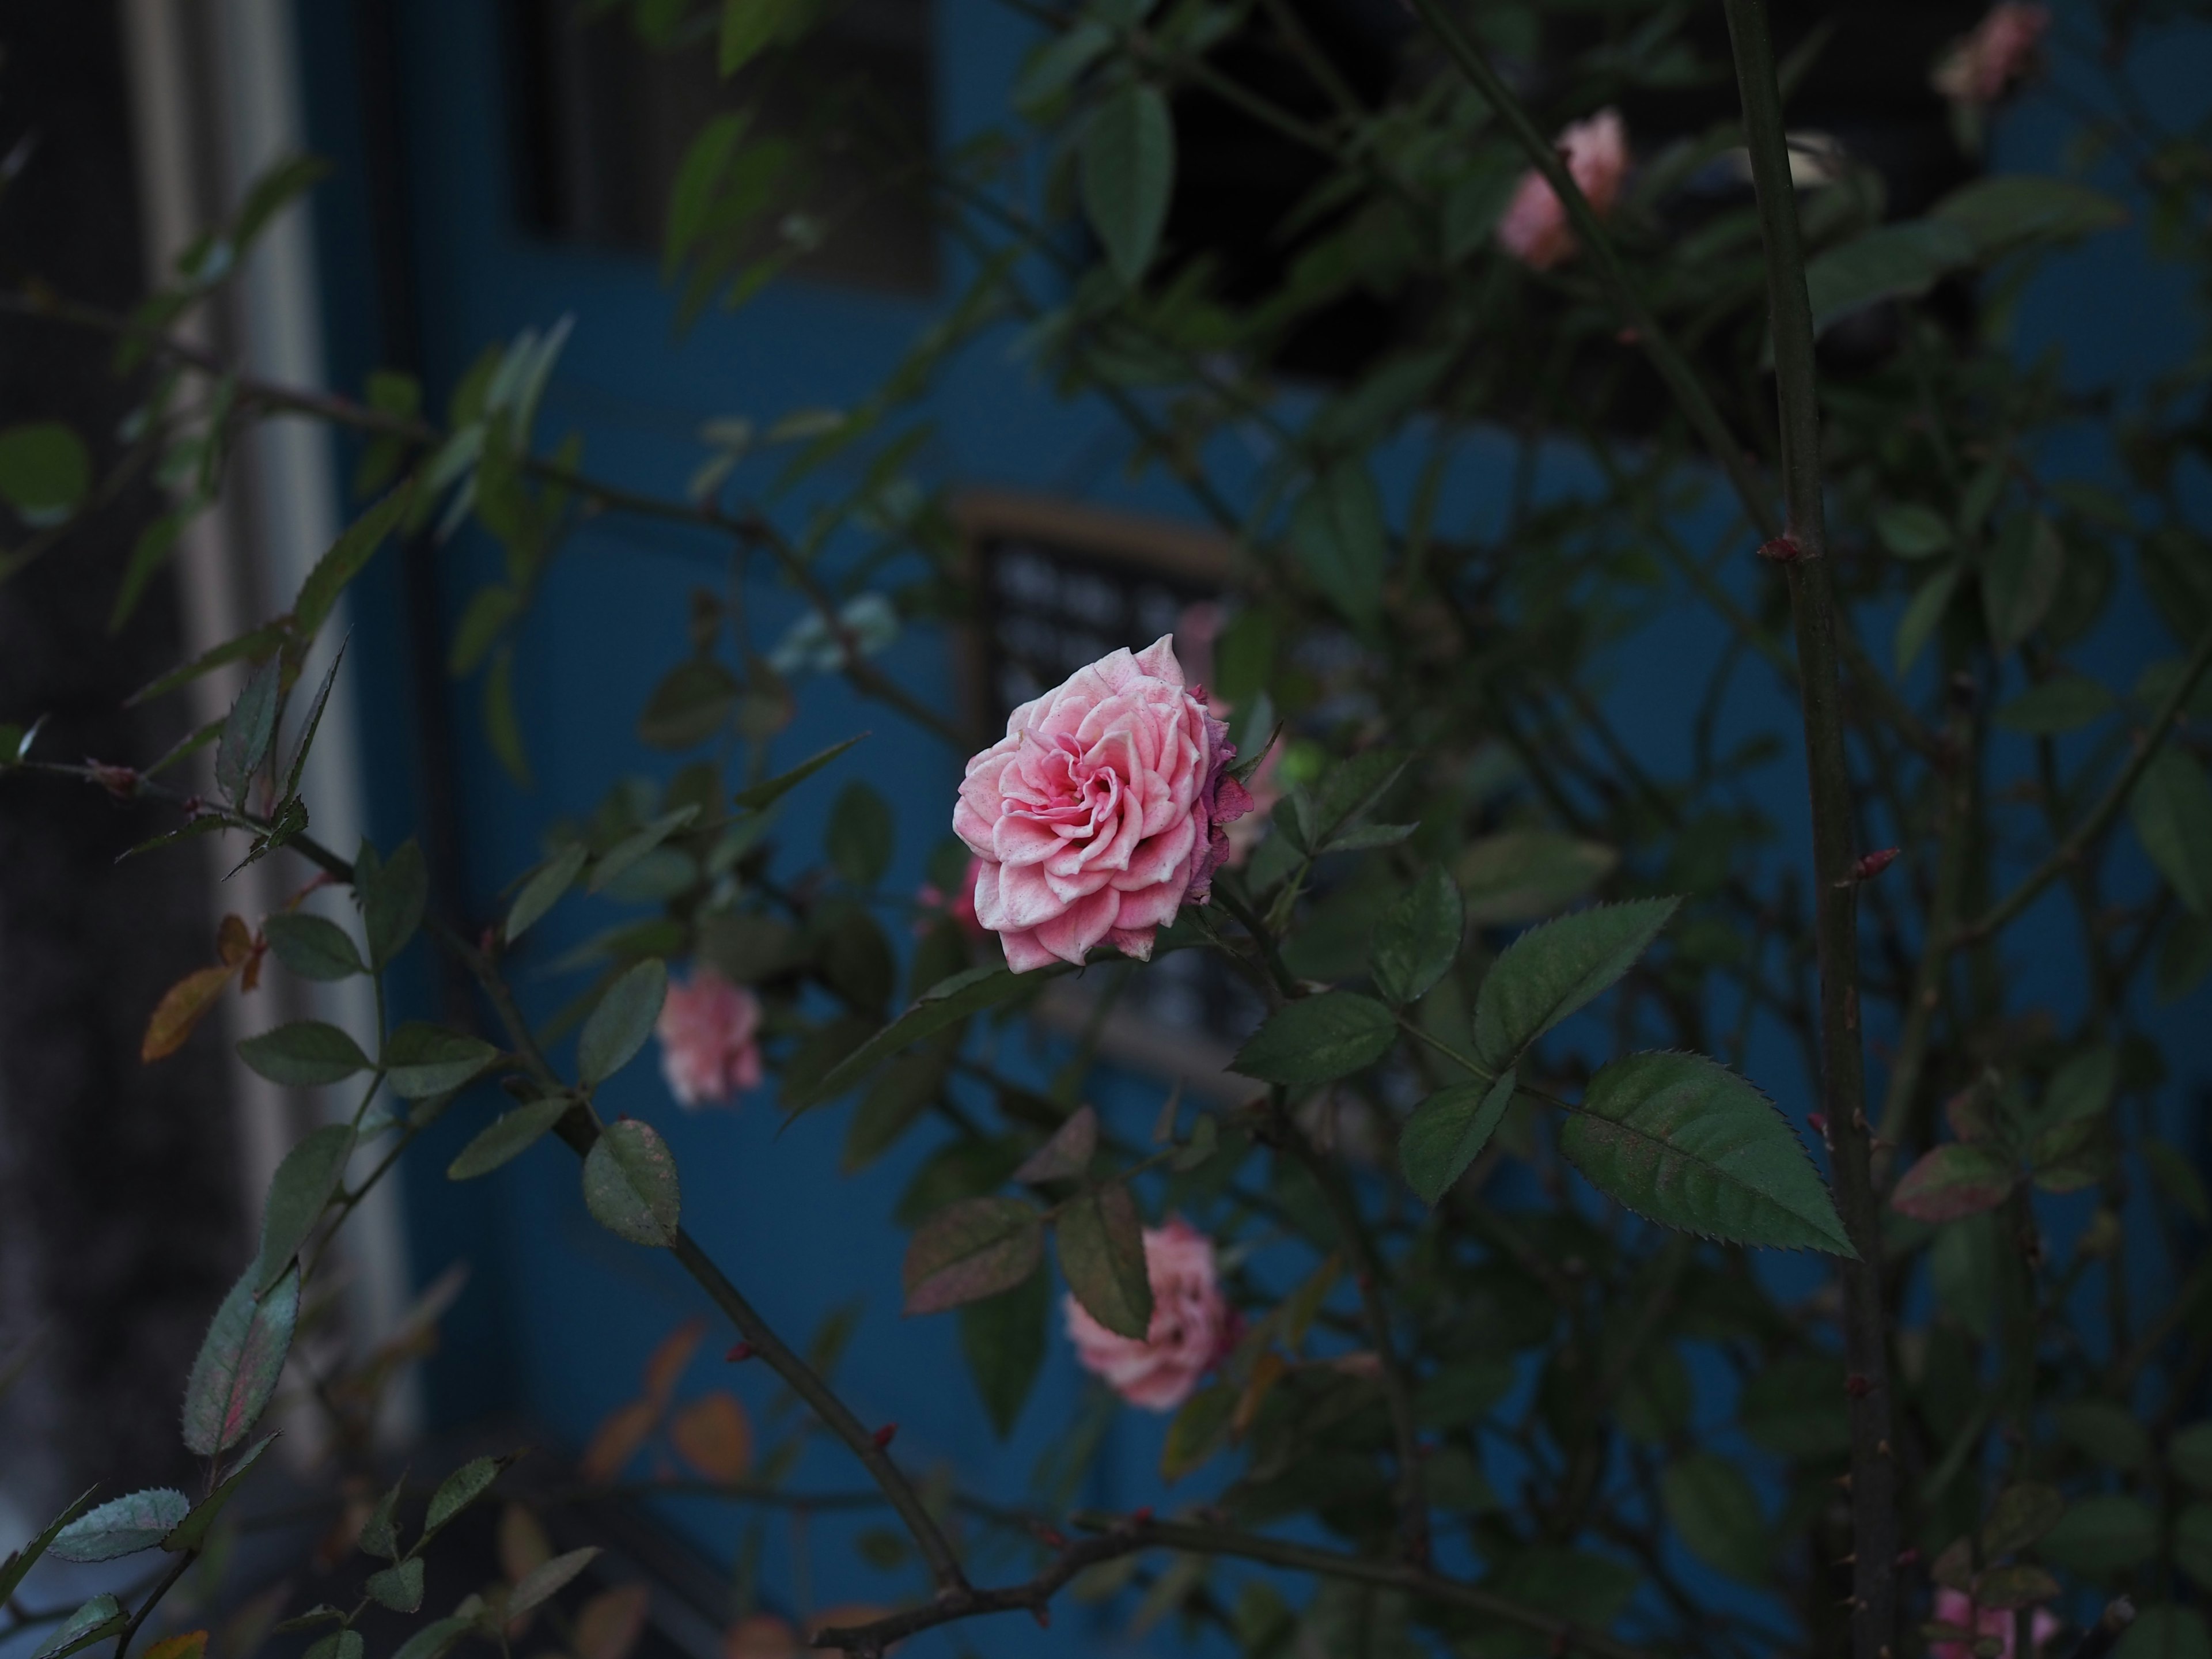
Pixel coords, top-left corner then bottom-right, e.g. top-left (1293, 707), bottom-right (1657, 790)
top-left (1719, 3), bottom-right (1897, 1653)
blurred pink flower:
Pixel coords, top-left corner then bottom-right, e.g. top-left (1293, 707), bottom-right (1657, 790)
top-left (953, 637), bottom-right (1251, 972)
top-left (656, 968), bottom-right (764, 1108)
top-left (1065, 1217), bottom-right (1237, 1412)
top-left (1224, 740), bottom-right (1281, 866)
top-left (916, 855), bottom-right (987, 941)
top-left (1498, 108), bottom-right (1628, 272)
top-left (1935, 4), bottom-right (2051, 104)
top-left (1929, 1589), bottom-right (2060, 1659)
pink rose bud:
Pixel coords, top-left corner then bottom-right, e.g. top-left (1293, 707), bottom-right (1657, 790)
top-left (1497, 108), bottom-right (1629, 272)
top-left (954, 638), bottom-right (1252, 972)
top-left (1930, 1588), bottom-right (2059, 1659)
top-left (654, 967), bottom-right (765, 1109)
top-left (1934, 3), bottom-right (2051, 105)
top-left (1063, 1216), bottom-right (1238, 1412)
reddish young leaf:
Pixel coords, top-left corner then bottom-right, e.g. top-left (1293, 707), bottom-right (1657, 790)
top-left (578, 1397), bottom-right (658, 1486)
top-left (669, 1391), bottom-right (753, 1483)
top-left (215, 914), bottom-right (253, 965)
top-left (573, 1585), bottom-right (652, 1659)
top-left (642, 1318), bottom-right (707, 1408)
top-left (1892, 1143), bottom-right (2017, 1222)
top-left (142, 963), bottom-right (238, 1062)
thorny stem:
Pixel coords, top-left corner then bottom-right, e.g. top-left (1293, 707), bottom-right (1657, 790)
top-left (1953, 623), bottom-right (2212, 948)
top-left (1721, 4), bottom-right (1897, 1654)
top-left (0, 289), bottom-right (963, 750)
top-left (111, 1551), bottom-right (196, 1659)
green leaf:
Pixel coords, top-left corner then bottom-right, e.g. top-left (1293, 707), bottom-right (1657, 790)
top-left (215, 657), bottom-right (283, 804)
top-left (1982, 1482), bottom-right (2065, 1558)
top-left (0, 422), bottom-right (91, 524)
top-left (1081, 81), bottom-right (1175, 287)
top-left (1875, 502), bottom-right (1953, 559)
top-left (358, 838), bottom-right (429, 968)
top-left (358, 1475), bottom-right (403, 1559)
top-left (1738, 1355), bottom-right (1849, 1459)
top-left (448, 1095), bottom-right (571, 1179)
top-left (2177, 1503), bottom-right (2212, 1593)
top-left (1803, 218), bottom-right (1975, 336)
top-left (425, 1455), bottom-right (503, 1535)
top-left (1983, 514), bottom-right (2065, 654)
top-left (507, 843), bottom-right (588, 944)
top-left (1563, 1051), bottom-right (1854, 1253)
top-left (1012, 1105), bottom-right (1099, 1185)
top-left (51, 1489), bottom-right (190, 1563)
top-left (385, 1024), bottom-right (499, 1101)
top-left (794, 963), bottom-right (1054, 1109)
top-left (2058, 1400), bottom-right (2152, 1472)
top-left (959, 1267), bottom-right (1048, 1438)
top-left (902, 1196), bottom-right (1044, 1316)
top-left (263, 912), bottom-right (368, 980)
top-left (32, 1596), bottom-right (125, 1659)
top-left (163, 1433), bottom-right (278, 1553)
top-left (1931, 175), bottom-right (2128, 260)
top-left (2115, 1607), bottom-right (2212, 1659)
top-left (1289, 462), bottom-right (1388, 630)
top-left (483, 643), bottom-right (532, 786)
top-left (1056, 1183), bottom-right (1153, 1340)
top-left (302, 1631), bottom-right (365, 1659)
top-left (446, 585), bottom-right (521, 677)
top-left (237, 1020), bottom-right (371, 1087)
top-left (582, 1120), bottom-right (681, 1248)
top-left (578, 959), bottom-right (669, 1086)
top-left (1472, 899), bottom-right (1679, 1071)
top-left (588, 807), bottom-right (700, 896)
top-left (639, 659), bottom-right (740, 750)
top-left (842, 1044), bottom-right (950, 1173)
top-left (1891, 1142), bottom-right (2017, 1222)
top-left (255, 1123), bottom-right (355, 1292)
top-left (1400, 1071), bottom-right (1516, 1205)
top-left (2174, 1421), bottom-right (2212, 1492)
top-left (731, 734), bottom-right (865, 810)
top-left (366, 1558), bottom-right (424, 1613)
top-left (1455, 831), bottom-right (1617, 926)
top-left (1231, 991), bottom-right (1397, 1085)
top-left (0, 1490), bottom-right (97, 1607)
top-left (1373, 868), bottom-right (1462, 1005)
top-left (182, 1263), bottom-right (300, 1456)
top-left (2131, 749), bottom-right (2212, 915)
top-left (1660, 1453), bottom-right (1767, 1582)
top-left (1895, 560), bottom-right (1963, 674)
top-left (389, 1619), bottom-right (474, 1659)
top-left (294, 486), bottom-right (412, 641)
top-left (717, 0), bottom-right (789, 75)
top-left (2039, 1493), bottom-right (2158, 1576)
top-left (282, 635), bottom-right (347, 804)
top-left (508, 1547), bottom-right (601, 1621)
top-left (1996, 674), bottom-right (2115, 734)
top-left (1161, 1382), bottom-right (1236, 1482)
top-left (826, 780), bottom-right (895, 887)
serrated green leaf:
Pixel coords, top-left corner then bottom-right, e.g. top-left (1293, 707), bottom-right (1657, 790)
top-left (582, 1119), bottom-right (681, 1247)
top-left (578, 959), bottom-right (668, 1086)
top-left (1372, 868), bottom-right (1461, 1005)
top-left (215, 657), bottom-right (283, 805)
top-left (255, 1123), bottom-right (355, 1291)
top-left (904, 1196), bottom-right (1043, 1316)
top-left (0, 1490), bottom-right (96, 1607)
top-left (1562, 1051), bottom-right (1853, 1253)
top-left (163, 1433), bottom-right (277, 1553)
top-left (366, 1557), bottom-right (424, 1613)
top-left (424, 1455), bottom-right (505, 1536)
top-left (731, 734), bottom-right (865, 810)
top-left (1012, 1106), bottom-right (1097, 1185)
top-left (294, 486), bottom-right (412, 641)
top-left (1056, 1184), bottom-right (1152, 1340)
top-left (385, 1024), bottom-right (499, 1101)
top-left (1231, 991), bottom-right (1397, 1085)
top-left (1400, 1071), bottom-right (1516, 1205)
top-left (1473, 899), bottom-right (1679, 1070)
top-left (448, 1095), bottom-right (571, 1179)
top-left (237, 1020), bottom-right (370, 1087)
top-left (51, 1488), bottom-right (190, 1563)
top-left (182, 1264), bottom-right (300, 1456)
top-left (357, 838), bottom-right (428, 969)
top-left (1081, 81), bottom-right (1174, 287)
top-left (263, 912), bottom-right (368, 980)
top-left (32, 1596), bottom-right (124, 1659)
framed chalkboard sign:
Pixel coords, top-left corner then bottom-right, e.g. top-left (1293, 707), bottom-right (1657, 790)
top-left (951, 491), bottom-right (1266, 1099)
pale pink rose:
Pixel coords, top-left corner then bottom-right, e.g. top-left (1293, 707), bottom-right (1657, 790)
top-left (1497, 109), bottom-right (1628, 272)
top-left (1223, 741), bottom-right (1281, 866)
top-left (953, 637), bottom-right (1251, 973)
top-left (1930, 1589), bottom-right (2061, 1659)
top-left (1064, 1217), bottom-right (1237, 1412)
top-left (1934, 5), bottom-right (2051, 105)
top-left (655, 968), bottom-right (764, 1108)
top-left (915, 856), bottom-right (987, 941)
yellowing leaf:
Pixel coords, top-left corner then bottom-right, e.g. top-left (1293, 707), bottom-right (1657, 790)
top-left (578, 1398), bottom-right (658, 1486)
top-left (497, 1503), bottom-right (552, 1584)
top-left (142, 963), bottom-right (237, 1061)
top-left (669, 1392), bottom-right (753, 1483)
top-left (143, 1633), bottom-right (209, 1659)
top-left (574, 1584), bottom-right (652, 1659)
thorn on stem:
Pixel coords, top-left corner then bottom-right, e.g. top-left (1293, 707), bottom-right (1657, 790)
top-left (725, 1342), bottom-right (753, 1363)
top-left (872, 1423), bottom-right (898, 1449)
top-left (1895, 1547), bottom-right (1921, 1569)
top-left (1845, 1373), bottom-right (1873, 1399)
top-left (1758, 535), bottom-right (1804, 562)
top-left (1840, 846), bottom-right (1901, 886)
top-left (1031, 1605), bottom-right (1050, 1630)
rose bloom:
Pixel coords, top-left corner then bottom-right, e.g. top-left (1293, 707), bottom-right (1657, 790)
top-left (1934, 3), bottom-right (2051, 105)
top-left (1930, 1590), bottom-right (2059, 1659)
top-left (1065, 1216), bottom-right (1237, 1412)
top-left (1498, 108), bottom-right (1628, 272)
top-left (954, 637), bottom-right (1251, 972)
top-left (655, 968), bottom-right (764, 1108)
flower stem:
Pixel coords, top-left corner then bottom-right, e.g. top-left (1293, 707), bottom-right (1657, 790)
top-left (1718, 2), bottom-right (1897, 1653)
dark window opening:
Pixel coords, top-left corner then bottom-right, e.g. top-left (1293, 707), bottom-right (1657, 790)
top-left (504, 0), bottom-right (937, 296)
